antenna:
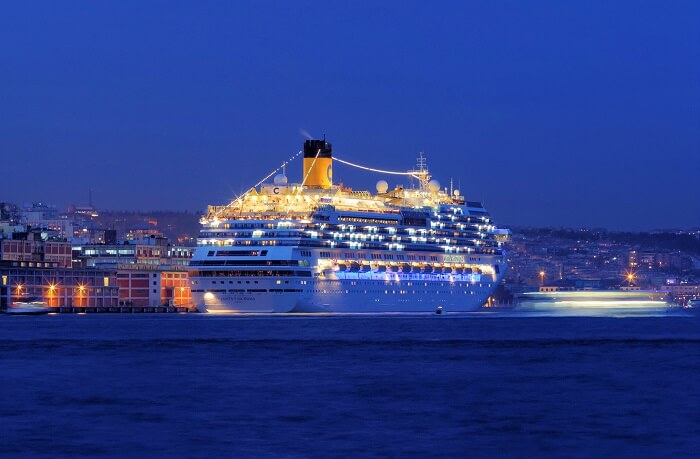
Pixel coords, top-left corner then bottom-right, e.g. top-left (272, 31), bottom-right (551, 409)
top-left (408, 152), bottom-right (430, 191)
top-left (416, 152), bottom-right (427, 172)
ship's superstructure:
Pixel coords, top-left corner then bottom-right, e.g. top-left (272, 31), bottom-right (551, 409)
top-left (189, 139), bottom-right (510, 312)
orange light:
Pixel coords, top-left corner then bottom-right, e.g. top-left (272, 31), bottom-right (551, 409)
top-left (49, 284), bottom-right (56, 292)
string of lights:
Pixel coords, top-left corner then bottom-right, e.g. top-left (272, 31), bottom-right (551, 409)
top-left (215, 150), bottom-right (302, 217)
top-left (334, 155), bottom-right (423, 180)
top-left (285, 148), bottom-right (322, 215)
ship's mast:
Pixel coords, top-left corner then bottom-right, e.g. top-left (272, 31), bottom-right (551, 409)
top-left (407, 152), bottom-right (431, 190)
top-left (416, 152), bottom-right (427, 172)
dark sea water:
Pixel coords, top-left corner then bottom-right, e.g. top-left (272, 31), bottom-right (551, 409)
top-left (1, 312), bottom-right (699, 458)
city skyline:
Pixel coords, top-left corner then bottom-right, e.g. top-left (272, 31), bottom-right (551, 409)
top-left (4, 199), bottom-right (700, 234)
top-left (1, 1), bottom-right (698, 231)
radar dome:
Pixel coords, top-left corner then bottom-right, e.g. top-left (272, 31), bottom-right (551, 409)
top-left (428, 179), bottom-right (441, 193)
top-left (376, 180), bottom-right (389, 193)
top-left (273, 174), bottom-right (288, 185)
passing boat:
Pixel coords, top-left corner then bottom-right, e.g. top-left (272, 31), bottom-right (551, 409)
top-left (5, 300), bottom-right (51, 315)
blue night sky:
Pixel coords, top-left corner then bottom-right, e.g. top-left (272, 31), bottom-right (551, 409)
top-left (1, 1), bottom-right (698, 230)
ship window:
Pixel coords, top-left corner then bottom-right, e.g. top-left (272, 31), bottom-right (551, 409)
top-left (217, 250), bottom-right (260, 257)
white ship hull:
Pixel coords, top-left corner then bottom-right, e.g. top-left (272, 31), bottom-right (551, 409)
top-left (191, 269), bottom-right (504, 313)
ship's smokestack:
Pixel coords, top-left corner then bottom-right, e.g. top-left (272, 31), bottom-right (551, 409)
top-left (302, 139), bottom-right (333, 188)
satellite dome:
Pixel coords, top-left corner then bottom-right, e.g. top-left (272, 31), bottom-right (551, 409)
top-left (273, 174), bottom-right (288, 185)
top-left (376, 180), bottom-right (389, 193)
top-left (428, 179), bottom-right (441, 193)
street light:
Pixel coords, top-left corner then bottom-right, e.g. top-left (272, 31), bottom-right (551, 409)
top-left (539, 270), bottom-right (545, 286)
top-left (78, 284), bottom-right (86, 307)
top-left (48, 283), bottom-right (56, 307)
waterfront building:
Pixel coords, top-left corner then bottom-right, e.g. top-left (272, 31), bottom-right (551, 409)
top-left (74, 237), bottom-right (194, 307)
top-left (74, 237), bottom-right (194, 268)
top-left (1, 229), bottom-right (72, 268)
top-left (116, 264), bottom-right (191, 307)
top-left (0, 260), bottom-right (118, 309)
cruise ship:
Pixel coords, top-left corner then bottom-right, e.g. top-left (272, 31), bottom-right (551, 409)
top-left (189, 139), bottom-right (510, 313)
